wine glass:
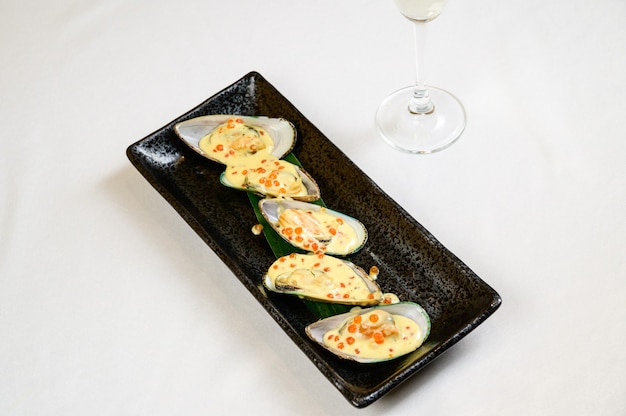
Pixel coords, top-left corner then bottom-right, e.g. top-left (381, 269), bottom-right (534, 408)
top-left (376, 0), bottom-right (466, 154)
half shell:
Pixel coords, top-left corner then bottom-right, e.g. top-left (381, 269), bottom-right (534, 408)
top-left (258, 198), bottom-right (367, 255)
top-left (173, 115), bottom-right (296, 164)
top-left (220, 159), bottom-right (320, 201)
top-left (305, 302), bottom-right (431, 364)
top-left (264, 253), bottom-right (383, 305)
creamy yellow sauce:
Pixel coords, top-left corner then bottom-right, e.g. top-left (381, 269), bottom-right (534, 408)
top-left (266, 253), bottom-right (381, 303)
top-left (380, 293), bottom-right (400, 305)
top-left (275, 207), bottom-right (359, 255)
top-left (198, 118), bottom-right (274, 164)
top-left (323, 309), bottom-right (423, 361)
top-left (223, 152), bottom-right (308, 198)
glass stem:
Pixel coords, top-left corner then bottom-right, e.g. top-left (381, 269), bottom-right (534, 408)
top-left (409, 21), bottom-right (434, 114)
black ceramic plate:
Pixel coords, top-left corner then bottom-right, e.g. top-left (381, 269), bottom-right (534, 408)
top-left (126, 72), bottom-right (501, 408)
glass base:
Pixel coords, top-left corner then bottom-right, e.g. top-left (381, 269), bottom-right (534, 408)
top-left (376, 86), bottom-right (467, 154)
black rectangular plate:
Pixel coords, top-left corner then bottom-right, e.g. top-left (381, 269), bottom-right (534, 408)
top-left (126, 71), bottom-right (501, 408)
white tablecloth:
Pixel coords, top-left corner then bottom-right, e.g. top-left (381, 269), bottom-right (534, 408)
top-left (2, 1), bottom-right (625, 414)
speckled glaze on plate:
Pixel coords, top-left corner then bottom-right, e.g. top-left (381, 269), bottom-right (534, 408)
top-left (126, 72), bottom-right (502, 408)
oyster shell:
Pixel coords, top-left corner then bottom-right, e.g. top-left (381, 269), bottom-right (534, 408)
top-left (258, 198), bottom-right (367, 255)
top-left (305, 302), bottom-right (431, 364)
top-left (220, 154), bottom-right (320, 201)
top-left (264, 253), bottom-right (383, 305)
top-left (173, 115), bottom-right (296, 165)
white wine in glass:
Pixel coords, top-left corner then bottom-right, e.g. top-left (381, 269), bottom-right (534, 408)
top-left (376, 0), bottom-right (466, 154)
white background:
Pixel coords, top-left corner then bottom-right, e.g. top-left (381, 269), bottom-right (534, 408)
top-left (1, 0), bottom-right (625, 414)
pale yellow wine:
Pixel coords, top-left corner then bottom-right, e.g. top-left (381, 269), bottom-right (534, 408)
top-left (394, 0), bottom-right (448, 21)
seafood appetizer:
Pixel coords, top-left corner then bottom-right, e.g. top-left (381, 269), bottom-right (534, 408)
top-left (220, 153), bottom-right (320, 201)
top-left (306, 302), bottom-right (431, 363)
top-left (173, 115), bottom-right (296, 165)
top-left (264, 253), bottom-right (383, 305)
top-left (258, 198), bottom-right (367, 255)
top-left (174, 114), bottom-right (320, 200)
